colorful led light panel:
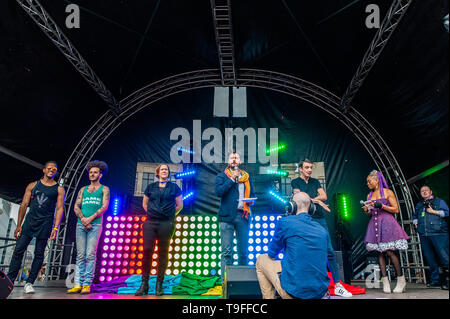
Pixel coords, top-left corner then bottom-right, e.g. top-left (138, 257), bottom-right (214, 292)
top-left (97, 214), bottom-right (284, 282)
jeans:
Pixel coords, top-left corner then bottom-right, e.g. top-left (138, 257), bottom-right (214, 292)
top-left (314, 217), bottom-right (340, 283)
top-left (7, 233), bottom-right (48, 284)
top-left (142, 218), bottom-right (174, 280)
top-left (419, 234), bottom-right (449, 284)
top-left (219, 212), bottom-right (249, 279)
top-left (75, 223), bottom-right (102, 286)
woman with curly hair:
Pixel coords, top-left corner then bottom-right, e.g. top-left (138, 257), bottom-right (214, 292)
top-left (362, 170), bottom-right (409, 294)
top-left (67, 160), bottom-right (110, 294)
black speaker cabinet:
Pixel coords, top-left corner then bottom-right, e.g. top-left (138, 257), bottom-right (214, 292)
top-left (224, 265), bottom-right (262, 299)
top-left (0, 270), bottom-right (14, 299)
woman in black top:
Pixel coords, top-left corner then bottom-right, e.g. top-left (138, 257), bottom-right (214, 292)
top-left (135, 164), bottom-right (183, 296)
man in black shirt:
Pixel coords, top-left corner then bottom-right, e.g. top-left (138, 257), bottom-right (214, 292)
top-left (7, 161), bottom-right (65, 294)
top-left (291, 159), bottom-right (352, 298)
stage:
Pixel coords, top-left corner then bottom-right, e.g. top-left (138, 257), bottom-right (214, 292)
top-left (7, 281), bottom-right (449, 300)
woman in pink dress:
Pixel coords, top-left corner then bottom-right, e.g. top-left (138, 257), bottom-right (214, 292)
top-left (362, 170), bottom-right (409, 294)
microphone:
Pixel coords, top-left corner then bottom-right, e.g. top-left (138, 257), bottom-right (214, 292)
top-left (232, 165), bottom-right (239, 182)
top-left (360, 200), bottom-right (374, 212)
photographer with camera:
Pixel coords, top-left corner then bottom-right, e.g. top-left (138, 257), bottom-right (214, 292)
top-left (413, 185), bottom-right (449, 289)
top-left (255, 192), bottom-right (330, 299)
top-left (291, 159), bottom-right (352, 297)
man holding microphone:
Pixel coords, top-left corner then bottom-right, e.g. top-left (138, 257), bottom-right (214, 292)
top-left (215, 151), bottom-right (255, 280)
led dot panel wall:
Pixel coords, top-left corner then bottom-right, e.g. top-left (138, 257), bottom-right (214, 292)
top-left (96, 214), bottom-right (282, 282)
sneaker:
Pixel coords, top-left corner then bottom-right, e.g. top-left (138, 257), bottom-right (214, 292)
top-left (23, 283), bottom-right (35, 294)
top-left (67, 284), bottom-right (83, 294)
top-left (334, 283), bottom-right (352, 298)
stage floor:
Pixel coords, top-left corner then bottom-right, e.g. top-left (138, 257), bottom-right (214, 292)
top-left (7, 281), bottom-right (449, 299)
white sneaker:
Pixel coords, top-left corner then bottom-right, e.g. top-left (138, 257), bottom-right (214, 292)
top-left (24, 283), bottom-right (35, 294)
top-left (334, 283), bottom-right (352, 298)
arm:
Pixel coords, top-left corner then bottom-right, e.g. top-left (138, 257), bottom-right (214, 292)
top-left (382, 189), bottom-right (399, 214)
top-left (313, 187), bottom-right (327, 202)
top-left (267, 221), bottom-right (285, 259)
top-left (14, 182), bottom-right (36, 239)
top-left (214, 174), bottom-right (235, 197)
top-left (73, 187), bottom-right (85, 220)
top-left (142, 194), bottom-right (149, 213)
top-left (412, 203), bottom-right (420, 227)
top-left (175, 195), bottom-right (183, 216)
top-left (362, 194), bottom-right (372, 217)
top-left (426, 199), bottom-right (449, 218)
top-left (312, 187), bottom-right (330, 212)
top-left (86, 186), bottom-right (110, 224)
top-left (50, 186), bottom-right (65, 240)
top-left (291, 179), bottom-right (300, 194)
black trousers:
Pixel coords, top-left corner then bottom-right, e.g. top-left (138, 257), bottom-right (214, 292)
top-left (142, 218), bottom-right (174, 280)
top-left (7, 232), bottom-right (48, 284)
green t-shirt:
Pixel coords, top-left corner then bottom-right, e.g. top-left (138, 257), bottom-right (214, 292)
top-left (78, 185), bottom-right (104, 224)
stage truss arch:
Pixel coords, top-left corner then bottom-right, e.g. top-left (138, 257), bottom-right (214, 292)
top-left (47, 68), bottom-right (425, 283)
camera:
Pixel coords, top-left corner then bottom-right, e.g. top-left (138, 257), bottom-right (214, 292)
top-left (423, 200), bottom-right (432, 209)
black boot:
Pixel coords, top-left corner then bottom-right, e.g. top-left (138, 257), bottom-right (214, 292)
top-left (155, 276), bottom-right (164, 296)
top-left (135, 275), bottom-right (149, 296)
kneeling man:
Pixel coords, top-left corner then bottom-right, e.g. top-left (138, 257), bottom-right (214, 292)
top-left (256, 192), bottom-right (330, 299)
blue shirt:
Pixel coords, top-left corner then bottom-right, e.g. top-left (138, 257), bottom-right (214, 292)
top-left (268, 213), bottom-right (330, 299)
top-left (412, 197), bottom-right (449, 235)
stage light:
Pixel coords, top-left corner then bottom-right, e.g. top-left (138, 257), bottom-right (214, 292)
top-left (183, 192), bottom-right (194, 201)
top-left (335, 193), bottom-right (350, 220)
top-left (178, 147), bottom-right (195, 154)
top-left (174, 170), bottom-right (197, 179)
top-left (269, 191), bottom-right (288, 204)
top-left (98, 213), bottom-right (287, 282)
top-left (113, 198), bottom-right (120, 216)
top-left (267, 169), bottom-right (288, 177)
top-left (266, 144), bottom-right (286, 155)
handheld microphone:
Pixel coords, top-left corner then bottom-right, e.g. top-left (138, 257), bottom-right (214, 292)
top-left (360, 200), bottom-right (373, 212)
top-left (232, 165), bottom-right (239, 182)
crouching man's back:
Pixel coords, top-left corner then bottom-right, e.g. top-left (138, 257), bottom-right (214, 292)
top-left (256, 192), bottom-right (330, 299)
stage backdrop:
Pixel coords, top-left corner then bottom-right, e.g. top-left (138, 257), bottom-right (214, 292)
top-left (66, 87), bottom-right (377, 274)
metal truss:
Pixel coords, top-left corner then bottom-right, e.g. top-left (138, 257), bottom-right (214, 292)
top-left (16, 0), bottom-right (121, 115)
top-left (47, 69), bottom-right (425, 282)
top-left (340, 0), bottom-right (413, 112)
top-left (210, 0), bottom-right (237, 85)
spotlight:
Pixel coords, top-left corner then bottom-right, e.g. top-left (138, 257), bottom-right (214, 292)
top-left (174, 170), bottom-right (197, 179)
top-left (178, 147), bottom-right (195, 154)
top-left (266, 144), bottom-right (286, 155)
top-left (182, 192), bottom-right (194, 201)
top-left (267, 169), bottom-right (288, 177)
top-left (269, 191), bottom-right (288, 204)
top-left (335, 193), bottom-right (351, 220)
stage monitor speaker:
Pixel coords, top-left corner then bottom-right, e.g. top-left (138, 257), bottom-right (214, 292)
top-left (0, 270), bottom-right (14, 299)
top-left (224, 265), bottom-right (262, 299)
